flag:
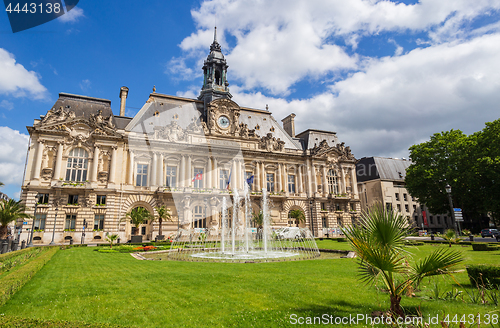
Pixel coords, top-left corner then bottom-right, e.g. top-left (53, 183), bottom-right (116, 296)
top-left (192, 173), bottom-right (203, 182)
top-left (246, 175), bottom-right (254, 186)
top-left (422, 210), bottom-right (428, 227)
top-left (226, 171), bottom-right (231, 189)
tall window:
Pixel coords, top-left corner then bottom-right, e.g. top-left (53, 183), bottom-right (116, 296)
top-left (36, 194), bottom-right (49, 204)
top-left (34, 214), bottom-right (46, 231)
top-left (65, 214), bottom-right (76, 230)
top-left (166, 166), bottom-right (177, 187)
top-left (288, 175), bottom-right (296, 193)
top-left (94, 214), bottom-right (104, 230)
top-left (66, 148), bottom-right (88, 182)
top-left (245, 171), bottom-right (253, 187)
top-left (136, 164), bottom-right (148, 187)
top-left (266, 173), bottom-right (275, 192)
top-left (322, 217), bottom-right (328, 228)
top-left (327, 169), bottom-right (338, 194)
top-left (219, 169), bottom-right (229, 189)
top-left (68, 194), bottom-right (78, 205)
top-left (193, 168), bottom-right (204, 188)
top-left (96, 195), bottom-right (106, 206)
top-left (395, 193), bottom-right (400, 201)
top-left (193, 205), bottom-right (206, 228)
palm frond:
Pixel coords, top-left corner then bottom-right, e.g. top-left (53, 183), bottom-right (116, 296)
top-left (412, 248), bottom-right (464, 283)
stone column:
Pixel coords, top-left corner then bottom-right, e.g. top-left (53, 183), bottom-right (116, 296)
top-left (255, 161), bottom-right (260, 191)
top-left (322, 165), bottom-right (328, 196)
top-left (157, 153), bottom-right (164, 186)
top-left (206, 157), bottom-right (212, 189)
top-left (241, 161), bottom-right (246, 189)
top-left (311, 163), bottom-right (317, 195)
top-left (298, 164), bottom-right (303, 193)
top-left (187, 156), bottom-right (192, 187)
top-left (340, 167), bottom-right (346, 194)
top-left (231, 160), bottom-right (237, 190)
top-left (261, 162), bottom-right (266, 191)
top-left (277, 163), bottom-right (282, 192)
top-left (151, 152), bottom-right (157, 187)
top-left (53, 141), bottom-right (64, 181)
top-left (350, 167), bottom-right (359, 198)
top-left (306, 159), bottom-right (313, 197)
top-left (91, 145), bottom-right (100, 182)
top-left (108, 146), bottom-right (117, 183)
top-left (283, 164), bottom-right (288, 194)
top-left (212, 157), bottom-right (218, 189)
top-left (180, 155), bottom-right (185, 188)
top-left (128, 150), bottom-right (135, 185)
top-left (33, 139), bottom-right (44, 180)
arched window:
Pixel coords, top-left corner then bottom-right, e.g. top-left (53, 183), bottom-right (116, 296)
top-left (193, 205), bottom-right (206, 228)
top-left (65, 148), bottom-right (88, 182)
top-left (327, 169), bottom-right (339, 194)
top-left (215, 70), bottom-right (221, 85)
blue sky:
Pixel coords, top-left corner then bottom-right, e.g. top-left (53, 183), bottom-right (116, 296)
top-left (1, 0), bottom-right (500, 199)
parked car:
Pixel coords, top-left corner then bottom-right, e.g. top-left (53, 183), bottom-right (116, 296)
top-left (481, 228), bottom-right (499, 238)
top-left (275, 227), bottom-right (305, 240)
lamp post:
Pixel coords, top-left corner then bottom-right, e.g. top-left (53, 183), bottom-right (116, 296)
top-left (309, 199), bottom-right (315, 237)
top-left (445, 184), bottom-right (458, 235)
top-left (49, 207), bottom-right (58, 245)
top-left (81, 218), bottom-right (87, 244)
top-left (28, 195), bottom-right (39, 247)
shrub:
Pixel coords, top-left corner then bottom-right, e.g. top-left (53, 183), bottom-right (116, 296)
top-left (0, 246), bottom-right (58, 306)
top-left (336, 238), bottom-right (347, 242)
top-left (471, 243), bottom-right (499, 251)
top-left (0, 247), bottom-right (46, 275)
top-left (466, 264), bottom-right (500, 288)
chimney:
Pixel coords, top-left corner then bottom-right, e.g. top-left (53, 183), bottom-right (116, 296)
top-left (119, 86), bottom-right (129, 116)
top-left (281, 113), bottom-right (296, 138)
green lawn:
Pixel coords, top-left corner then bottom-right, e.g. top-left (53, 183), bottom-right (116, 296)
top-left (0, 243), bottom-right (499, 327)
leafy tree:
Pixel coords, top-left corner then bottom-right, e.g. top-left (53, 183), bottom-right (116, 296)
top-left (121, 207), bottom-right (153, 236)
top-left (288, 209), bottom-right (306, 226)
top-left (0, 199), bottom-right (31, 239)
top-left (106, 233), bottom-right (119, 248)
top-left (154, 206), bottom-right (172, 237)
top-left (343, 204), bottom-right (463, 316)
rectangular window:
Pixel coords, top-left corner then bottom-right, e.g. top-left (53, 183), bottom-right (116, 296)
top-left (68, 194), bottom-right (78, 205)
top-left (350, 203), bottom-right (356, 211)
top-left (403, 193), bottom-right (407, 201)
top-left (245, 171), bottom-right (253, 187)
top-left (266, 173), bottom-right (275, 192)
top-left (136, 164), bottom-right (149, 187)
top-left (430, 216), bottom-right (434, 225)
top-left (220, 169), bottom-right (229, 189)
top-left (386, 203), bottom-right (392, 211)
top-left (288, 175), bottom-right (296, 193)
top-left (34, 214), bottom-right (46, 231)
top-left (437, 216), bottom-right (441, 224)
top-left (321, 202), bottom-right (326, 211)
top-left (397, 204), bottom-right (401, 211)
top-left (36, 194), bottom-right (49, 204)
top-left (65, 214), bottom-right (76, 230)
top-left (193, 168), bottom-right (204, 188)
top-left (405, 204), bottom-right (409, 212)
top-left (395, 193), bottom-right (400, 201)
top-left (336, 203), bottom-right (341, 211)
top-left (166, 166), bottom-right (177, 187)
top-left (94, 214), bottom-right (104, 230)
top-left (96, 195), bottom-right (106, 206)
top-left (322, 217), bottom-right (328, 228)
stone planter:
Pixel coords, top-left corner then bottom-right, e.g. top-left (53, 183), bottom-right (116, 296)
top-left (156, 235), bottom-right (165, 241)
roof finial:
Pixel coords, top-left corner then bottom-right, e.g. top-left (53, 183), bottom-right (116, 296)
top-left (214, 26), bottom-right (217, 43)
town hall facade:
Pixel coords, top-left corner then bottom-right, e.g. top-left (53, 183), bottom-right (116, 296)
top-left (19, 32), bottom-right (360, 244)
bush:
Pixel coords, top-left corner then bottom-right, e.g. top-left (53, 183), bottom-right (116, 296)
top-left (466, 264), bottom-right (500, 287)
top-left (0, 247), bottom-right (46, 275)
top-left (472, 243), bottom-right (499, 251)
top-left (0, 247), bottom-right (58, 306)
top-left (336, 238), bottom-right (347, 242)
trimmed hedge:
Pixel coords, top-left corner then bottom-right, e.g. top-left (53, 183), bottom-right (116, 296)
top-left (336, 238), bottom-right (347, 242)
top-left (0, 246), bottom-right (58, 306)
top-left (471, 243), bottom-right (499, 251)
top-left (0, 247), bottom-right (47, 276)
top-left (0, 247), bottom-right (36, 262)
top-left (0, 315), bottom-right (130, 328)
top-left (466, 264), bottom-right (500, 287)
top-left (422, 240), bottom-right (473, 245)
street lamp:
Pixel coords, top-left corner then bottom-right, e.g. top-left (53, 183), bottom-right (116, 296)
top-left (49, 207), bottom-right (58, 245)
top-left (445, 184), bottom-right (458, 235)
top-left (81, 218), bottom-right (87, 244)
top-left (28, 194), bottom-right (39, 247)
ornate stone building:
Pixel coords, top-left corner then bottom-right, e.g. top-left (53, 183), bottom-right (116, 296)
top-left (19, 32), bottom-right (360, 244)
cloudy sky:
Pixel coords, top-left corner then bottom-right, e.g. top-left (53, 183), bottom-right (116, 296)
top-left (1, 0), bottom-right (500, 199)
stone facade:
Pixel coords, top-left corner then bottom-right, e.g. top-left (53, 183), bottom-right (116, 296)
top-left (19, 33), bottom-right (360, 244)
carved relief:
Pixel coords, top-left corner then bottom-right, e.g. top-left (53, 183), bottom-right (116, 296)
top-left (156, 121), bottom-right (186, 142)
top-left (258, 133), bottom-right (285, 152)
top-left (40, 106), bottom-right (76, 125)
top-left (206, 98), bottom-right (241, 136)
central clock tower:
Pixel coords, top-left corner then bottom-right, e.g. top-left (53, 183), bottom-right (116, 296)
top-left (198, 27), bottom-right (232, 114)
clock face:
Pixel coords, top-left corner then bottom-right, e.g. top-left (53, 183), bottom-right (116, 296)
top-left (218, 115), bottom-right (230, 129)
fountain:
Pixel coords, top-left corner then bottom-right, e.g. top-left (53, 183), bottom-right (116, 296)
top-left (168, 186), bottom-right (320, 263)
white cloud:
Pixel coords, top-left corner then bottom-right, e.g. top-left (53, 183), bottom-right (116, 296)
top-left (79, 79), bottom-right (91, 92)
top-left (0, 100), bottom-right (14, 110)
top-left (0, 48), bottom-right (48, 99)
top-left (58, 7), bottom-right (84, 23)
top-left (0, 127), bottom-right (29, 185)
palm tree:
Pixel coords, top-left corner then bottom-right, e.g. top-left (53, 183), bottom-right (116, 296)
top-left (442, 229), bottom-right (462, 247)
top-left (252, 211), bottom-right (264, 229)
top-left (288, 209), bottom-right (306, 227)
top-left (121, 207), bottom-right (153, 236)
top-left (342, 204), bottom-right (463, 317)
top-left (0, 199), bottom-right (31, 239)
top-left (154, 205), bottom-right (172, 238)
top-left (0, 182), bottom-right (4, 187)
top-left (105, 233), bottom-right (119, 248)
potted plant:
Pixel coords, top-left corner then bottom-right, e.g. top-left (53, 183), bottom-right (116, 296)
top-left (120, 207), bottom-right (153, 243)
top-left (154, 205), bottom-right (172, 241)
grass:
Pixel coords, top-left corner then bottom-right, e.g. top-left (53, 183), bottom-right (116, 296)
top-left (0, 243), bottom-right (498, 327)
